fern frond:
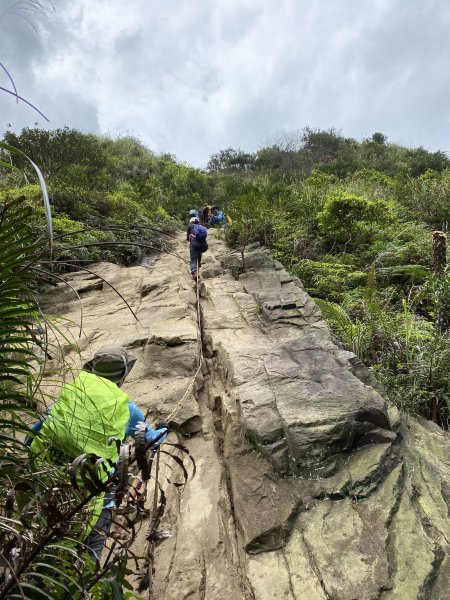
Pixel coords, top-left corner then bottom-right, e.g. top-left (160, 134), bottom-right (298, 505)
top-left (315, 298), bottom-right (368, 359)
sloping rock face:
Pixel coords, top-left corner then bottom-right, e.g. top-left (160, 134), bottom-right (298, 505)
top-left (203, 241), bottom-right (392, 478)
top-left (40, 231), bottom-right (450, 600)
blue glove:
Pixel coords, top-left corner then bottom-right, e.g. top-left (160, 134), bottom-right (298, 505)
top-left (127, 403), bottom-right (168, 447)
top-left (145, 426), bottom-right (168, 448)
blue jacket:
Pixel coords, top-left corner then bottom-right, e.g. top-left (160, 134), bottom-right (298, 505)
top-left (210, 210), bottom-right (226, 225)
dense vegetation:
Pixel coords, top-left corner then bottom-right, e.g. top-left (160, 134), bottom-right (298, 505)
top-left (1, 126), bottom-right (449, 428)
top-left (0, 127), bottom-right (190, 267)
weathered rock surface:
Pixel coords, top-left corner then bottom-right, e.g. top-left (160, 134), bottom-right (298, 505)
top-left (40, 231), bottom-right (450, 599)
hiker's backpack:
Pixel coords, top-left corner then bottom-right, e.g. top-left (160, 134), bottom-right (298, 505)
top-left (191, 223), bottom-right (208, 241)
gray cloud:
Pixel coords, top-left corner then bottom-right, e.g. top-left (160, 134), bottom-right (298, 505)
top-left (1, 0), bottom-right (449, 166)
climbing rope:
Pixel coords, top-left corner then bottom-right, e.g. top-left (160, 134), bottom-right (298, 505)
top-left (164, 258), bottom-right (204, 422)
top-left (142, 258), bottom-right (203, 597)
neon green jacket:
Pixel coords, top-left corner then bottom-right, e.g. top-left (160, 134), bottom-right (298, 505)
top-left (31, 371), bottom-right (130, 463)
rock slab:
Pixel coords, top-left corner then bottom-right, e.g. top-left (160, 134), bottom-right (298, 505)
top-left (39, 232), bottom-right (450, 599)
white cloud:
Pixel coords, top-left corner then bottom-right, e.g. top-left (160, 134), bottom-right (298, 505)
top-left (1, 0), bottom-right (450, 166)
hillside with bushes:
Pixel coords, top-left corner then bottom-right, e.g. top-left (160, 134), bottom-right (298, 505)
top-left (208, 130), bottom-right (450, 427)
top-left (1, 125), bottom-right (449, 427)
top-left (0, 127), bottom-right (211, 267)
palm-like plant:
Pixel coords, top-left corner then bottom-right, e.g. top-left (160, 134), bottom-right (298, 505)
top-left (0, 198), bottom-right (81, 598)
top-left (0, 152), bottom-right (91, 598)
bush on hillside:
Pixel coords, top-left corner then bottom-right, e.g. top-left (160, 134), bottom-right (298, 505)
top-left (396, 169), bottom-right (450, 229)
top-left (317, 191), bottom-right (393, 250)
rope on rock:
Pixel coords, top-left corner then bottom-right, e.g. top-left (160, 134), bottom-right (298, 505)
top-left (165, 258), bottom-right (203, 422)
top-left (141, 259), bottom-right (203, 598)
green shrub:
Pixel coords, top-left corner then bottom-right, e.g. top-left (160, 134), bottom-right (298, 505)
top-left (396, 169), bottom-right (450, 228)
top-left (317, 190), bottom-right (393, 249)
top-left (317, 279), bottom-right (450, 425)
top-left (290, 259), bottom-right (364, 300)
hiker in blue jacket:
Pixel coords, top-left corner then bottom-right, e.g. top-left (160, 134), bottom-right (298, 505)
top-left (26, 345), bottom-right (169, 563)
top-left (209, 206), bottom-right (227, 226)
top-left (186, 217), bottom-right (208, 281)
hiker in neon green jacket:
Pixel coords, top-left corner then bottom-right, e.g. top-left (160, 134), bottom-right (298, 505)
top-left (27, 345), bottom-right (168, 562)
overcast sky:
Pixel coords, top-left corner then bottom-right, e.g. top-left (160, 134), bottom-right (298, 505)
top-left (1, 0), bottom-right (450, 167)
